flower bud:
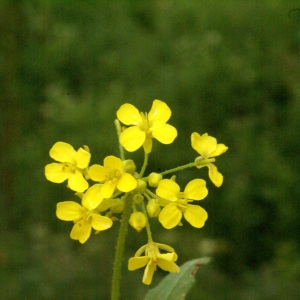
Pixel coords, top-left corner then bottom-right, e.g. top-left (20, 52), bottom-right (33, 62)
top-left (135, 179), bottom-right (147, 193)
top-left (83, 145), bottom-right (90, 153)
top-left (170, 175), bottom-right (176, 181)
top-left (148, 172), bottom-right (163, 187)
top-left (129, 212), bottom-right (147, 232)
top-left (110, 198), bottom-right (124, 213)
top-left (133, 193), bottom-right (144, 204)
top-left (147, 199), bottom-right (161, 218)
top-left (122, 159), bottom-right (136, 174)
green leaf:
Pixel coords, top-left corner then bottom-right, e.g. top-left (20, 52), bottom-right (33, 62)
top-left (144, 257), bottom-right (211, 300)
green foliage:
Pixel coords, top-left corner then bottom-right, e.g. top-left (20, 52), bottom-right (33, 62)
top-left (0, 0), bottom-right (300, 299)
top-left (144, 257), bottom-right (210, 300)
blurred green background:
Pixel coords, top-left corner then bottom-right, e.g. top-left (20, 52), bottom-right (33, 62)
top-left (1, 0), bottom-right (300, 299)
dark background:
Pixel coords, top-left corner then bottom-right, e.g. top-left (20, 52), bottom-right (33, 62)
top-left (1, 1), bottom-right (300, 299)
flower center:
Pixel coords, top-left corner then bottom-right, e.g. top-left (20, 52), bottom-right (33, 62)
top-left (73, 208), bottom-right (92, 224)
top-left (139, 112), bottom-right (153, 136)
top-left (178, 192), bottom-right (185, 200)
top-left (64, 162), bottom-right (78, 173)
top-left (194, 156), bottom-right (216, 168)
top-left (106, 169), bottom-right (122, 182)
top-left (175, 194), bottom-right (188, 211)
top-left (147, 243), bottom-right (159, 263)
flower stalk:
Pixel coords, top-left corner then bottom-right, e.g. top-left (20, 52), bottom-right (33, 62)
top-left (111, 194), bottom-right (132, 300)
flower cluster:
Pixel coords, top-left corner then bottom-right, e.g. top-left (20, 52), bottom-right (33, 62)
top-left (45, 99), bottom-right (228, 284)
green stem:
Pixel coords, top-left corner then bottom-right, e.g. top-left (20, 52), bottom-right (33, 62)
top-left (141, 162), bottom-right (197, 181)
top-left (139, 151), bottom-right (148, 177)
top-left (111, 194), bottom-right (132, 300)
top-left (159, 162), bottom-right (196, 176)
top-left (141, 200), bottom-right (153, 243)
top-left (156, 158), bottom-right (216, 178)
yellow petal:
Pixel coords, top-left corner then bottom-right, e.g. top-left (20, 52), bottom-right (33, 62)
top-left (128, 256), bottom-right (149, 270)
top-left (89, 164), bottom-right (106, 182)
top-left (104, 155), bottom-right (122, 171)
top-left (184, 204), bottom-right (208, 228)
top-left (184, 179), bottom-right (208, 200)
top-left (148, 100), bottom-right (171, 124)
top-left (45, 163), bottom-right (71, 183)
top-left (156, 179), bottom-right (180, 201)
top-left (207, 163), bottom-right (223, 187)
top-left (157, 256), bottom-right (180, 273)
top-left (98, 198), bottom-right (114, 212)
top-left (158, 203), bottom-right (182, 229)
top-left (68, 171), bottom-right (89, 192)
top-left (49, 142), bottom-right (76, 163)
top-left (91, 214), bottom-right (113, 231)
top-left (70, 220), bottom-right (92, 244)
top-left (117, 173), bottom-right (137, 192)
top-left (74, 147), bottom-right (91, 169)
top-left (56, 201), bottom-right (84, 221)
top-left (151, 122), bottom-right (177, 144)
top-left (158, 197), bottom-right (171, 207)
top-left (158, 252), bottom-right (177, 262)
top-left (191, 132), bottom-right (217, 158)
top-left (143, 261), bottom-right (156, 285)
top-left (209, 143), bottom-right (228, 157)
top-left (119, 126), bottom-right (145, 152)
top-left (117, 103), bottom-right (143, 125)
top-left (101, 181), bottom-right (117, 198)
top-left (82, 184), bottom-right (103, 210)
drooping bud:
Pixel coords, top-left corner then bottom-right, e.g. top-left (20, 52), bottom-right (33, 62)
top-left (148, 172), bottom-right (163, 187)
top-left (147, 199), bottom-right (161, 218)
top-left (129, 212), bottom-right (147, 232)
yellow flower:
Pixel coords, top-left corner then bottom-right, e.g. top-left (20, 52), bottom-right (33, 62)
top-left (156, 179), bottom-right (208, 229)
top-left (45, 142), bottom-right (91, 192)
top-left (128, 242), bottom-right (180, 285)
top-left (116, 100), bottom-right (177, 153)
top-left (56, 184), bottom-right (113, 243)
top-left (191, 132), bottom-right (228, 187)
top-left (88, 155), bottom-right (137, 198)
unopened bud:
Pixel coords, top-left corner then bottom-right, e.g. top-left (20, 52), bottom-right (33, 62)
top-left (148, 172), bottom-right (163, 187)
top-left (135, 179), bottom-right (147, 193)
top-left (83, 145), bottom-right (90, 153)
top-left (133, 193), bottom-right (144, 204)
top-left (122, 159), bottom-right (136, 174)
top-left (110, 198), bottom-right (124, 213)
top-left (147, 199), bottom-right (161, 218)
top-left (129, 212), bottom-right (147, 232)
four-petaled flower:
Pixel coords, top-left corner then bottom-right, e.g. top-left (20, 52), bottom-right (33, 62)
top-left (56, 184), bottom-right (113, 243)
top-left (156, 179), bottom-right (208, 229)
top-left (45, 142), bottom-right (91, 192)
top-left (88, 155), bottom-right (137, 198)
top-left (128, 242), bottom-right (180, 285)
top-left (191, 132), bottom-right (228, 187)
top-left (117, 100), bottom-right (177, 153)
